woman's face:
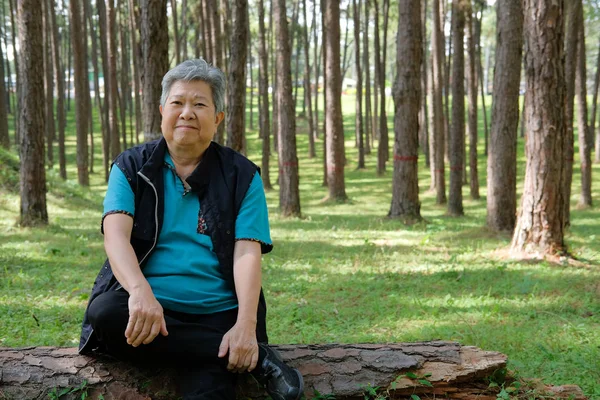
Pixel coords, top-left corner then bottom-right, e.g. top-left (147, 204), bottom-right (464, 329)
top-left (160, 80), bottom-right (224, 151)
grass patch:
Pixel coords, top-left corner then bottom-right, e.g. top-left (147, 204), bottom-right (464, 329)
top-left (0, 94), bottom-right (599, 398)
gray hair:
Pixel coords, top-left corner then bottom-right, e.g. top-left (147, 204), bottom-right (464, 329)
top-left (160, 58), bottom-right (226, 114)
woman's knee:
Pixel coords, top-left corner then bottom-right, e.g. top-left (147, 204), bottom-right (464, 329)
top-left (87, 290), bottom-right (129, 329)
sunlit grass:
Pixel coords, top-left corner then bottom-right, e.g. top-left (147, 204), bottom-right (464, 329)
top-left (1, 93), bottom-right (599, 397)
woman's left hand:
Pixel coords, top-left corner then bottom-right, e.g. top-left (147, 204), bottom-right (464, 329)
top-left (218, 319), bottom-right (259, 373)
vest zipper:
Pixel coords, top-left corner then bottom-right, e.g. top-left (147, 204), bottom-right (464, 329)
top-left (137, 171), bottom-right (160, 265)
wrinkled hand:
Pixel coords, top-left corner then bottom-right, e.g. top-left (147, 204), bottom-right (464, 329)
top-left (125, 287), bottom-right (168, 347)
top-left (218, 320), bottom-right (259, 373)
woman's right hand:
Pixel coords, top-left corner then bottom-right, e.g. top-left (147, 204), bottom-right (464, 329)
top-left (125, 285), bottom-right (169, 347)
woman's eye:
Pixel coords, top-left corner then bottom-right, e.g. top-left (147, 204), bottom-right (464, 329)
top-left (171, 101), bottom-right (181, 105)
top-left (196, 103), bottom-right (206, 107)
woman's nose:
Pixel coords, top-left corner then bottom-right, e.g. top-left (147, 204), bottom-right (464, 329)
top-left (180, 104), bottom-right (195, 119)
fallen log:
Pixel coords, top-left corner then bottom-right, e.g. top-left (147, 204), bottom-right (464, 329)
top-left (0, 341), bottom-right (586, 399)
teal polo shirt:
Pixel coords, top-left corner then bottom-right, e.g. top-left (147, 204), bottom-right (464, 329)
top-left (103, 151), bottom-right (272, 314)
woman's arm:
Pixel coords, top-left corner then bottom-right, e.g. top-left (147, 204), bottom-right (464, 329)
top-left (103, 214), bottom-right (168, 346)
top-left (218, 240), bottom-right (262, 372)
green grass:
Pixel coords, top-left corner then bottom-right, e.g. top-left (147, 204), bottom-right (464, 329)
top-left (1, 93), bottom-right (599, 398)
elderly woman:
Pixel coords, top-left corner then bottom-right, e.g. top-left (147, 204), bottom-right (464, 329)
top-left (79, 59), bottom-right (303, 400)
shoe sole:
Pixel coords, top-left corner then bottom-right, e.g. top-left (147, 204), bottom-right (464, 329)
top-left (292, 368), bottom-right (304, 400)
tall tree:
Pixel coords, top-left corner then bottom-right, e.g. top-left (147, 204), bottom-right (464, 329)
top-left (257, 0), bottom-right (272, 190)
top-left (389, 0), bottom-right (421, 221)
top-left (89, 0), bottom-right (107, 177)
top-left (209, 0), bottom-right (226, 144)
top-left (50, 0), bottom-right (66, 179)
top-left (302, 0), bottom-right (316, 158)
top-left (141, 0), bottom-right (168, 141)
top-left (447, 0), bottom-right (466, 216)
top-left (170, 0), bottom-right (180, 64)
top-left (511, 0), bottom-right (566, 256)
top-left (430, 0), bottom-right (446, 204)
top-left (0, 17), bottom-right (8, 149)
top-left (575, 4), bottom-right (591, 208)
top-left (419, 0), bottom-right (429, 167)
top-left (362, 0), bottom-right (372, 154)
top-left (8, 0), bottom-right (19, 144)
top-left (107, 0), bottom-right (121, 158)
top-left (226, 0), bottom-right (248, 153)
top-left (487, 0), bottom-right (523, 232)
top-left (592, 37), bottom-right (600, 163)
top-left (466, 2), bottom-right (479, 200)
top-left (324, 0), bottom-right (347, 200)
top-left (18, 0), bottom-right (48, 225)
top-left (562, 0), bottom-right (578, 227)
top-left (374, 0), bottom-right (390, 175)
top-left (42, 0), bottom-right (55, 168)
top-left (352, 0), bottom-right (365, 168)
top-left (118, 4), bottom-right (131, 150)
top-left (69, 0), bottom-right (90, 185)
top-left (128, 0), bottom-right (142, 145)
top-left (274, 0), bottom-right (301, 216)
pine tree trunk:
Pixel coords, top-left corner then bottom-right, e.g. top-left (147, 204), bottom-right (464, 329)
top-left (511, 0), bottom-right (566, 256)
top-left (1, 0), bottom-right (12, 117)
top-left (430, 0), bottom-right (446, 203)
top-left (18, 0), bottom-right (48, 226)
top-left (447, 0), bottom-right (465, 216)
top-left (363, 0), bottom-right (372, 155)
top-left (9, 0), bottom-right (20, 144)
top-left (128, 0), bottom-right (142, 145)
top-left (226, 0), bottom-right (248, 154)
top-left (274, 0), bottom-right (301, 217)
top-left (320, 0), bottom-right (327, 187)
top-left (42, 0), bottom-right (55, 169)
top-left (312, 0), bottom-right (319, 141)
top-left (389, 0), bottom-right (421, 221)
top-left (69, 0), bottom-right (90, 185)
top-left (324, 0), bottom-right (347, 201)
top-left (170, 0), bottom-right (180, 65)
top-left (562, 0), bottom-right (578, 228)
top-left (352, 0), bottom-right (365, 169)
top-left (107, 0), bottom-right (121, 159)
top-left (141, 0), bottom-right (168, 142)
top-left (302, 0), bottom-right (316, 159)
top-left (420, 0), bottom-right (429, 168)
top-left (0, 15), bottom-right (9, 149)
top-left (590, 37), bottom-right (600, 163)
top-left (258, 0), bottom-right (272, 190)
top-left (487, 0), bottom-right (523, 233)
top-left (466, 2), bottom-right (479, 200)
top-left (118, 4), bottom-right (129, 151)
top-left (97, 0), bottom-right (111, 178)
top-left (575, 5), bottom-right (592, 208)
top-left (50, 0), bottom-right (66, 179)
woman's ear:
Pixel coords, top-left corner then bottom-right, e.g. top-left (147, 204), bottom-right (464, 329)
top-left (215, 111), bottom-right (225, 127)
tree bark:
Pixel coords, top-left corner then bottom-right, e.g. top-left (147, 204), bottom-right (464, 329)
top-left (97, 0), bottom-right (112, 178)
top-left (420, 0), bottom-right (429, 167)
top-left (42, 0), bottom-right (55, 168)
top-left (257, 0), bottom-right (272, 190)
top-left (429, 0), bottom-right (446, 203)
top-left (8, 0), bottom-right (19, 144)
top-left (17, 0), bottom-right (48, 226)
top-left (128, 0), bottom-right (142, 146)
top-left (324, 0), bottom-right (347, 201)
top-left (106, 0), bottom-right (121, 159)
top-left (466, 2), bottom-right (479, 200)
top-left (374, 0), bottom-right (390, 176)
top-left (275, 0), bottom-right (301, 217)
top-left (487, 0), bottom-right (523, 233)
top-left (447, 0), bottom-right (466, 216)
top-left (575, 4), bottom-right (592, 208)
top-left (0, 13), bottom-right (9, 149)
top-left (389, 0), bottom-right (421, 221)
top-left (50, 0), bottom-right (66, 179)
top-left (562, 0), bottom-right (578, 228)
top-left (352, 0), bottom-right (365, 169)
top-left (170, 0), bottom-right (180, 64)
top-left (141, 0), bottom-right (168, 142)
top-left (362, 0), bottom-right (372, 154)
top-left (510, 0), bottom-right (566, 256)
top-left (590, 37), bottom-right (600, 164)
top-left (69, 0), bottom-right (90, 186)
top-left (226, 0), bottom-right (249, 154)
top-left (118, 5), bottom-right (131, 150)
top-left (209, 0), bottom-right (226, 144)
top-left (302, 0), bottom-right (316, 159)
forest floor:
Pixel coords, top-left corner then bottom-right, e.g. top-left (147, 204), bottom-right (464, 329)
top-left (0, 95), bottom-right (599, 398)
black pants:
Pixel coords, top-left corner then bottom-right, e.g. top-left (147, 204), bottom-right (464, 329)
top-left (88, 290), bottom-right (260, 399)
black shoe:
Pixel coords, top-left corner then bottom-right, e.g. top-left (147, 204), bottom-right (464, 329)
top-left (257, 343), bottom-right (304, 400)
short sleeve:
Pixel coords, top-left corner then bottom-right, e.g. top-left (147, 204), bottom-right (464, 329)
top-left (235, 173), bottom-right (272, 250)
top-left (103, 166), bottom-right (135, 218)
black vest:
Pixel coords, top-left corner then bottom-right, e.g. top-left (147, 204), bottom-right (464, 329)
top-left (79, 138), bottom-right (271, 354)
